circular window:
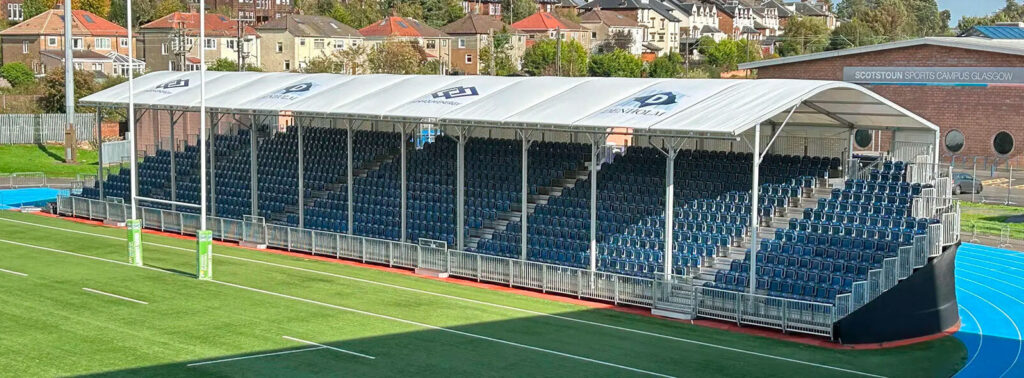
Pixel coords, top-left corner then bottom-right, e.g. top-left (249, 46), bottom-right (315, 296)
top-left (994, 131), bottom-right (1015, 155)
top-left (854, 130), bottom-right (872, 148)
top-left (944, 130), bottom-right (965, 153)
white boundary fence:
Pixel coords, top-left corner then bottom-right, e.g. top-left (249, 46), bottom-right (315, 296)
top-left (0, 172), bottom-right (86, 190)
top-left (0, 113), bottom-right (97, 144)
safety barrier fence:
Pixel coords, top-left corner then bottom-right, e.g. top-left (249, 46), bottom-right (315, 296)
top-left (57, 195), bottom-right (960, 340)
top-left (0, 172), bottom-right (86, 190)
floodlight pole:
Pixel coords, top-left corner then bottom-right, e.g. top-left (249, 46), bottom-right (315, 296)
top-left (346, 119), bottom-right (354, 235)
top-left (96, 111), bottom-right (104, 200)
top-left (749, 124), bottom-right (761, 295)
top-left (663, 146), bottom-right (676, 281)
top-left (196, 0), bottom-right (213, 281)
top-left (125, 0), bottom-right (142, 268)
top-left (63, 0), bottom-right (75, 163)
top-left (297, 118), bottom-right (305, 229)
top-left (588, 134), bottom-right (601, 272)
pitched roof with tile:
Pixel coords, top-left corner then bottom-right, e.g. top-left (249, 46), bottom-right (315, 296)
top-left (580, 0), bottom-right (681, 22)
top-left (511, 11), bottom-right (583, 31)
top-left (141, 12), bottom-right (258, 37)
top-left (257, 15), bottom-right (361, 38)
top-left (40, 49), bottom-right (113, 60)
top-left (441, 13), bottom-right (517, 35)
top-left (579, 9), bottom-right (640, 28)
top-left (786, 1), bottom-right (827, 17)
top-left (359, 16), bottom-right (449, 38)
top-left (0, 9), bottom-right (128, 36)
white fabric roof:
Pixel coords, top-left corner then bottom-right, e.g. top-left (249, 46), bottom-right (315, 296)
top-left (81, 71), bottom-right (938, 136)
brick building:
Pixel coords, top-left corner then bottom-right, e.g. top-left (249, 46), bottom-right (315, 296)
top-left (740, 37), bottom-right (1024, 166)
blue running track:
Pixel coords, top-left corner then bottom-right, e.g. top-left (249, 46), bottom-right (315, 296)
top-left (955, 243), bottom-right (1024, 377)
top-left (0, 188), bottom-right (67, 209)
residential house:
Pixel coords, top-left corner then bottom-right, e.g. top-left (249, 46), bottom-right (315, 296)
top-left (3, 0), bottom-right (22, 22)
top-left (462, 0), bottom-right (503, 18)
top-left (579, 0), bottom-right (682, 56)
top-left (0, 9), bottom-right (139, 75)
top-left (783, 0), bottom-right (837, 30)
top-left (257, 15), bottom-right (363, 72)
top-left (441, 13), bottom-right (525, 75)
top-left (202, 0), bottom-right (295, 24)
top-left (140, 12), bottom-right (261, 71)
top-left (667, 1), bottom-right (724, 42)
top-left (512, 11), bottom-right (590, 48)
top-left (359, 15), bottom-right (453, 73)
top-left (716, 2), bottom-right (758, 40)
top-left (578, 8), bottom-right (644, 55)
top-left (38, 49), bottom-right (145, 79)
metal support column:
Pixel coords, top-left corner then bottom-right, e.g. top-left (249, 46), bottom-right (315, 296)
top-left (249, 117), bottom-right (259, 217)
top-left (589, 138), bottom-right (600, 271)
top-left (663, 148), bottom-right (677, 280)
top-left (209, 114), bottom-right (218, 217)
top-left (297, 118), bottom-right (305, 229)
top-left (346, 120), bottom-right (354, 235)
top-left (169, 110), bottom-right (177, 211)
top-left (400, 124), bottom-right (407, 242)
top-left (749, 124), bottom-right (761, 294)
top-left (520, 131), bottom-right (530, 260)
top-left (96, 111), bottom-right (104, 200)
top-left (456, 129), bottom-right (466, 251)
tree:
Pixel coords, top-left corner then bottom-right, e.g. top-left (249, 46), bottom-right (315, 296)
top-left (956, 0), bottom-right (1024, 33)
top-left (367, 39), bottom-right (429, 74)
top-left (479, 31), bottom-right (519, 75)
top-left (421, 0), bottom-right (464, 28)
top-left (646, 52), bottom-right (684, 78)
top-left (39, 68), bottom-right (99, 113)
top-left (0, 63), bottom-right (36, 87)
top-left (336, 44), bottom-right (370, 74)
top-left (778, 17), bottom-right (830, 56)
top-left (154, 0), bottom-right (185, 20)
top-left (108, 0), bottom-right (158, 27)
top-left (332, 0), bottom-right (382, 29)
top-left (79, 0), bottom-right (111, 17)
top-left (206, 58), bottom-right (262, 72)
top-left (23, 0), bottom-right (52, 20)
top-left (303, 53), bottom-right (344, 73)
top-left (501, 0), bottom-right (535, 24)
top-left (828, 19), bottom-right (881, 50)
top-left (698, 37), bottom-right (760, 70)
top-left (521, 38), bottom-right (588, 77)
top-left (588, 49), bottom-right (642, 77)
top-left (595, 30), bottom-right (634, 54)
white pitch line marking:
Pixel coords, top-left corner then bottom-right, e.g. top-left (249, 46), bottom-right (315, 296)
top-left (0, 216), bottom-right (885, 378)
top-left (187, 346), bottom-right (325, 367)
top-left (0, 267), bottom-right (27, 276)
top-left (282, 336), bottom-right (375, 359)
top-left (82, 288), bottom-right (148, 305)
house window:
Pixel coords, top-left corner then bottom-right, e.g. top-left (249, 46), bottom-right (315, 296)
top-left (458, 38), bottom-right (465, 48)
top-left (490, 3), bottom-right (500, 15)
top-left (335, 39), bottom-right (345, 50)
top-left (7, 3), bottom-right (21, 21)
top-left (47, 37), bottom-right (58, 46)
top-left (204, 38), bottom-right (216, 50)
top-left (226, 39), bottom-right (236, 50)
top-left (313, 38), bottom-right (324, 49)
top-left (465, 54), bottom-right (472, 64)
top-left (276, 42), bottom-right (283, 52)
top-left (944, 130), bottom-right (964, 153)
top-left (92, 63), bottom-right (102, 71)
top-left (591, 31), bottom-right (597, 38)
top-left (21, 41), bottom-right (27, 53)
top-left (352, 40), bottom-right (360, 46)
top-left (95, 37), bottom-right (111, 50)
top-left (120, 38), bottom-right (129, 48)
top-left (993, 131), bottom-right (1015, 155)
top-left (72, 37), bottom-right (84, 49)
top-left (161, 43), bottom-right (168, 55)
top-left (854, 130), bottom-right (872, 148)
top-left (426, 40), bottom-right (436, 49)
top-left (74, 63), bottom-right (83, 70)
top-left (441, 40), bottom-right (447, 47)
top-left (299, 38), bottom-right (306, 46)
top-left (284, 60), bottom-right (291, 71)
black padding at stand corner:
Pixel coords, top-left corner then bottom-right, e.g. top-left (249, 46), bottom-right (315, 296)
top-left (834, 243), bottom-right (960, 344)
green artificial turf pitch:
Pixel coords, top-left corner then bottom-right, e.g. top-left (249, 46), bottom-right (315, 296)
top-left (0, 211), bottom-right (966, 377)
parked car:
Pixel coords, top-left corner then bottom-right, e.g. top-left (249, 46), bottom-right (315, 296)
top-left (952, 173), bottom-right (983, 195)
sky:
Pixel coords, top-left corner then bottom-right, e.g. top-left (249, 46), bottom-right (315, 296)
top-left (937, 0), bottom-right (1007, 25)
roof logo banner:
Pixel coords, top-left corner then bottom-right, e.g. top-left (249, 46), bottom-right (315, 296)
top-left (601, 90), bottom-right (683, 117)
top-left (261, 81), bottom-right (318, 101)
top-left (412, 86), bottom-right (481, 106)
top-left (147, 78), bottom-right (190, 95)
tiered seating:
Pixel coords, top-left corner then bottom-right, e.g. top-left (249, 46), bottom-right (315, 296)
top-left (408, 138), bottom-right (456, 244)
top-left (712, 160), bottom-right (940, 304)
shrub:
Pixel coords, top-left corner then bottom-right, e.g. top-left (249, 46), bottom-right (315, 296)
top-left (0, 63), bottom-right (36, 87)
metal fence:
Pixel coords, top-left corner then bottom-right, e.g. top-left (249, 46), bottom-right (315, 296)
top-left (693, 286), bottom-right (835, 337)
top-left (0, 113), bottom-right (98, 144)
top-left (101, 138), bottom-right (131, 166)
top-left (0, 172), bottom-right (86, 190)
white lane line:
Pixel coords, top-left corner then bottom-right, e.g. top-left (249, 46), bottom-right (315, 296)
top-left (0, 216), bottom-right (885, 378)
top-left (82, 288), bottom-right (149, 305)
top-left (212, 280), bottom-right (673, 378)
top-left (959, 267), bottom-right (1024, 292)
top-left (957, 304), bottom-right (984, 375)
top-left (958, 286), bottom-right (1022, 378)
top-left (959, 254), bottom-right (1024, 270)
top-left (187, 346), bottom-right (325, 367)
top-left (282, 336), bottom-right (375, 360)
top-left (0, 233), bottom-right (673, 377)
top-left (961, 245), bottom-right (1024, 259)
top-left (0, 267), bottom-right (27, 277)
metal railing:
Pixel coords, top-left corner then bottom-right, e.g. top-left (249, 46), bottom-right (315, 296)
top-left (693, 286), bottom-right (835, 337)
top-left (0, 172), bottom-right (86, 190)
top-left (0, 113), bottom-right (97, 144)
